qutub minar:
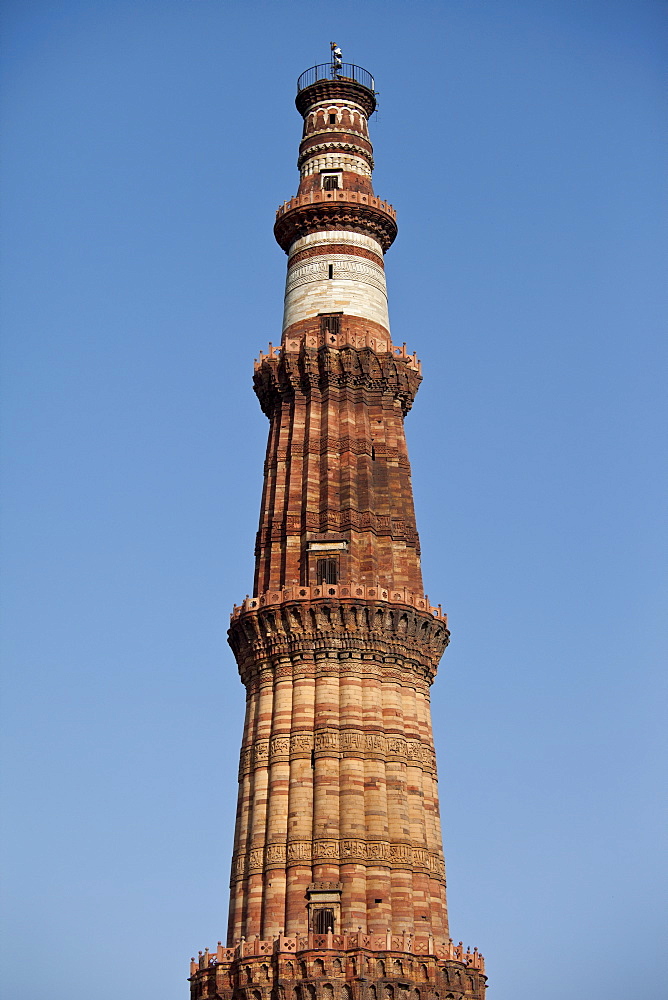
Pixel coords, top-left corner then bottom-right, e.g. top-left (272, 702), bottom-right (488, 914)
top-left (189, 46), bottom-right (486, 1000)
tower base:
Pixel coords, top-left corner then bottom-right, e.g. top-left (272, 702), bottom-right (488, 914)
top-left (189, 933), bottom-right (486, 1000)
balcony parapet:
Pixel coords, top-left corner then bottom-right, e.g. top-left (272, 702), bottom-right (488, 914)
top-left (277, 190), bottom-right (396, 221)
top-left (191, 932), bottom-right (484, 973)
top-left (255, 338), bottom-right (420, 373)
top-left (231, 584), bottom-right (446, 624)
top-left (274, 191), bottom-right (398, 253)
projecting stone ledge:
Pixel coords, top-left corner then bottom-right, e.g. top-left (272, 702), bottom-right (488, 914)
top-left (253, 341), bottom-right (422, 419)
top-left (274, 191), bottom-right (398, 254)
top-left (227, 586), bottom-right (450, 686)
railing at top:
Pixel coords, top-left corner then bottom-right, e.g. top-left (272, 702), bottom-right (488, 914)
top-left (298, 63), bottom-right (375, 94)
top-left (192, 931), bottom-right (484, 973)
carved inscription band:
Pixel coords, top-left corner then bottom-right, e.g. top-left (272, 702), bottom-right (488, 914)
top-left (231, 841), bottom-right (446, 880)
top-left (238, 729), bottom-right (437, 776)
top-left (285, 256), bottom-right (387, 296)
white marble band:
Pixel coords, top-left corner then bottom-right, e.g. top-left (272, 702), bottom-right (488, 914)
top-left (300, 153), bottom-right (371, 179)
top-left (282, 253), bottom-right (389, 332)
top-left (286, 256), bottom-right (386, 296)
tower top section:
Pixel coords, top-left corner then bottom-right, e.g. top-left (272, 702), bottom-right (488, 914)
top-left (296, 62), bottom-right (377, 118)
top-left (275, 52), bottom-right (393, 258)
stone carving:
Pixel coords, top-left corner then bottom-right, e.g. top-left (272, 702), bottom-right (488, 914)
top-left (297, 141), bottom-right (375, 172)
top-left (270, 736), bottom-right (291, 759)
top-left (190, 939), bottom-right (486, 1000)
top-left (275, 199), bottom-right (397, 254)
top-left (229, 597), bottom-right (449, 688)
top-left (253, 741), bottom-right (270, 766)
top-left (288, 244), bottom-right (385, 268)
top-left (290, 732), bottom-right (315, 754)
top-left (285, 256), bottom-right (387, 297)
top-left (300, 153), bottom-right (372, 179)
top-left (231, 840), bottom-right (445, 880)
top-left (288, 231), bottom-right (383, 258)
top-left (253, 343), bottom-right (422, 419)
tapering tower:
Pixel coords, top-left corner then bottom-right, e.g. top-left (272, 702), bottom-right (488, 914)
top-left (190, 52), bottom-right (485, 1000)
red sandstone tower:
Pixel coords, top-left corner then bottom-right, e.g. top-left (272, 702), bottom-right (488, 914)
top-left (190, 50), bottom-right (486, 1000)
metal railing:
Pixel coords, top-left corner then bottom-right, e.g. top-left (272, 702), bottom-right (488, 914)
top-left (297, 63), bottom-right (375, 93)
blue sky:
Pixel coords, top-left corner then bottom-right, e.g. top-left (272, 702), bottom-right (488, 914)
top-left (1, 2), bottom-right (666, 999)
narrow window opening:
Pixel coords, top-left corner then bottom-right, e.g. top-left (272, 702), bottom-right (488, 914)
top-left (310, 748), bottom-right (315, 769)
top-left (329, 113), bottom-right (336, 124)
top-left (314, 908), bottom-right (335, 934)
top-left (328, 264), bottom-right (333, 279)
top-left (316, 558), bottom-right (337, 585)
top-left (320, 314), bottom-right (340, 336)
top-left (371, 445), bottom-right (376, 461)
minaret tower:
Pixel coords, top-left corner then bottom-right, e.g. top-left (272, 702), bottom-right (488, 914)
top-left (190, 51), bottom-right (486, 1000)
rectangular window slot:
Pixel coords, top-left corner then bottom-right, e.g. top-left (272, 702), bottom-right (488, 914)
top-left (319, 314), bottom-right (341, 336)
top-left (322, 172), bottom-right (341, 191)
top-left (314, 908), bottom-right (335, 933)
top-left (328, 264), bottom-right (333, 279)
top-left (316, 558), bottom-right (337, 585)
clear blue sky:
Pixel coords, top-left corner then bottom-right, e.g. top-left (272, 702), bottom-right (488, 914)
top-left (1, 2), bottom-right (665, 998)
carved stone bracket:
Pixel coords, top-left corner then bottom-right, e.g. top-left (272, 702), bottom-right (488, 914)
top-left (253, 343), bottom-right (421, 418)
top-left (274, 196), bottom-right (397, 253)
top-left (228, 596), bottom-right (449, 687)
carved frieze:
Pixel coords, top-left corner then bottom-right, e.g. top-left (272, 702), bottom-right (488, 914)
top-left (239, 727), bottom-right (437, 777)
top-left (230, 839), bottom-right (446, 881)
top-left (255, 508), bottom-right (418, 545)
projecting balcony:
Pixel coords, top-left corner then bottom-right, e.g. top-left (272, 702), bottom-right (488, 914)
top-left (276, 189), bottom-right (396, 220)
top-left (274, 189), bottom-right (397, 252)
top-left (230, 583), bottom-right (446, 623)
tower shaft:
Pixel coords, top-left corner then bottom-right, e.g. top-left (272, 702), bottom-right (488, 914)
top-left (190, 58), bottom-right (485, 1000)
